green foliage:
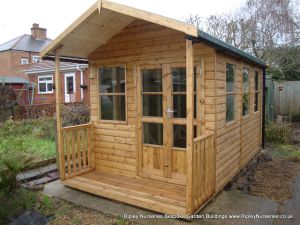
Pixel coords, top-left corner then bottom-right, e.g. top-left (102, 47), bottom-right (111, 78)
top-left (0, 189), bottom-right (37, 224)
top-left (62, 104), bottom-right (90, 127)
top-left (0, 85), bottom-right (17, 123)
top-left (266, 121), bottom-right (293, 144)
top-left (268, 46), bottom-right (300, 81)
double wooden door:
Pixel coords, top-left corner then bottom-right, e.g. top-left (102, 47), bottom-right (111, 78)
top-left (137, 63), bottom-right (201, 183)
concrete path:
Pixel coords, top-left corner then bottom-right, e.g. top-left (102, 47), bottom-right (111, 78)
top-left (43, 181), bottom-right (279, 225)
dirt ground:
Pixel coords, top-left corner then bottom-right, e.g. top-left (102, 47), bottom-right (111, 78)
top-left (47, 198), bottom-right (135, 225)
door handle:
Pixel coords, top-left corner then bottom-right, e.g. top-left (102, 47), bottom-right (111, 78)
top-left (166, 108), bottom-right (176, 119)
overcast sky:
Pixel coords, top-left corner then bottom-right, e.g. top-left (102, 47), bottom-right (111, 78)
top-left (0, 0), bottom-right (248, 44)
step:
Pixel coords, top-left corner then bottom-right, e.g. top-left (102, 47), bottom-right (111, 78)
top-left (17, 163), bottom-right (57, 182)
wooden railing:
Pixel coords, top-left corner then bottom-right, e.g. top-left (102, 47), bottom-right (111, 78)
top-left (191, 131), bottom-right (215, 212)
top-left (61, 123), bottom-right (94, 179)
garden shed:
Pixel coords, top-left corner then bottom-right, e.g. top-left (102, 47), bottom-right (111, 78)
top-left (41, 0), bottom-right (266, 215)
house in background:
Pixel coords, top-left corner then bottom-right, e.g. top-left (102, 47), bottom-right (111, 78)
top-left (0, 23), bottom-right (52, 105)
top-left (25, 61), bottom-right (89, 105)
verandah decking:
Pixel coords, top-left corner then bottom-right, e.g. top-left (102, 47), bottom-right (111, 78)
top-left (58, 123), bottom-right (215, 215)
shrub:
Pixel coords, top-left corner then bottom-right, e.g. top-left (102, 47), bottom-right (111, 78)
top-left (266, 121), bottom-right (292, 144)
top-left (0, 85), bottom-right (17, 123)
top-left (62, 103), bottom-right (90, 127)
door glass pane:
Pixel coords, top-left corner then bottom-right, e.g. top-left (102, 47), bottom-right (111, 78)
top-left (173, 125), bottom-right (186, 148)
top-left (243, 68), bottom-right (249, 92)
top-left (143, 95), bottom-right (162, 117)
top-left (142, 69), bottom-right (162, 92)
top-left (173, 95), bottom-right (186, 118)
top-left (100, 95), bottom-right (126, 121)
top-left (143, 123), bottom-right (163, 145)
top-left (66, 76), bottom-right (74, 94)
top-left (172, 68), bottom-right (186, 92)
top-left (99, 67), bottom-right (125, 93)
top-left (255, 92), bottom-right (259, 112)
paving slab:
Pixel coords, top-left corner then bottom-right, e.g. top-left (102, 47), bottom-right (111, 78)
top-left (43, 180), bottom-right (279, 225)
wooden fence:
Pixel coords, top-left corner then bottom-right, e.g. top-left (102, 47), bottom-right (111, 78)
top-left (274, 81), bottom-right (300, 116)
top-left (62, 123), bottom-right (94, 179)
top-left (190, 131), bottom-right (215, 212)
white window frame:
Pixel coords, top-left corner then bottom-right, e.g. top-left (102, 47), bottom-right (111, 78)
top-left (38, 75), bottom-right (53, 94)
top-left (32, 55), bottom-right (40, 63)
top-left (21, 58), bottom-right (29, 65)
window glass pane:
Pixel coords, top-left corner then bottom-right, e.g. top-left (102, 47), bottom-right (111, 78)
top-left (255, 72), bottom-right (259, 91)
top-left (226, 64), bottom-right (234, 92)
top-left (255, 92), bottom-right (259, 112)
top-left (243, 93), bottom-right (249, 116)
top-left (47, 83), bottom-right (53, 92)
top-left (142, 69), bottom-right (162, 92)
top-left (173, 125), bottom-right (186, 148)
top-left (143, 123), bottom-right (163, 145)
top-left (143, 95), bottom-right (162, 117)
top-left (66, 77), bottom-right (74, 94)
top-left (39, 76), bottom-right (52, 81)
top-left (101, 95), bottom-right (126, 121)
top-left (173, 95), bottom-right (186, 118)
top-left (243, 68), bottom-right (249, 92)
top-left (39, 83), bottom-right (46, 93)
top-left (99, 67), bottom-right (125, 93)
top-left (226, 94), bottom-right (235, 122)
top-left (172, 68), bottom-right (186, 92)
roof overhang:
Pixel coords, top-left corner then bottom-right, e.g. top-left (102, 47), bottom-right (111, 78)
top-left (41, 0), bottom-right (198, 59)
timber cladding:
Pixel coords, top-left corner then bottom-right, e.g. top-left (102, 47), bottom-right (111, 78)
top-left (215, 53), bottom-right (263, 191)
top-left (88, 20), bottom-right (217, 181)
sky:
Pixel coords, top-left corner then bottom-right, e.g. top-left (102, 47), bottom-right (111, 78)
top-left (0, 0), bottom-right (249, 44)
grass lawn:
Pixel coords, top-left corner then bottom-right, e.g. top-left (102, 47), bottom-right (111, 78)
top-left (0, 118), bottom-right (56, 165)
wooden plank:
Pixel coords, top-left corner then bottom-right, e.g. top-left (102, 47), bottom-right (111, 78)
top-left (54, 48), bottom-right (65, 180)
top-left (185, 39), bottom-right (194, 214)
top-left (77, 130), bottom-right (82, 171)
top-left (102, 0), bottom-right (198, 37)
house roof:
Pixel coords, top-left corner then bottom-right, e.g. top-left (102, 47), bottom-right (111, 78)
top-left (41, 0), bottom-right (266, 67)
top-left (0, 76), bottom-right (28, 84)
top-left (25, 60), bottom-right (88, 75)
top-left (0, 34), bottom-right (52, 53)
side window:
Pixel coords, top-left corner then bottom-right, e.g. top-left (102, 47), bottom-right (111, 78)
top-left (98, 66), bottom-right (126, 121)
top-left (226, 63), bottom-right (235, 122)
top-left (21, 58), bottom-right (29, 65)
top-left (254, 71), bottom-right (259, 112)
top-left (38, 75), bottom-right (53, 94)
top-left (32, 55), bottom-right (41, 63)
top-left (242, 68), bottom-right (250, 116)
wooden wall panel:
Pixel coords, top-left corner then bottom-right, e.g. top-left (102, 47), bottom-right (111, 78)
top-left (215, 53), bottom-right (263, 191)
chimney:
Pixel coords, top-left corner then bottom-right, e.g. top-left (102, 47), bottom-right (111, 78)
top-left (31, 23), bottom-right (47, 40)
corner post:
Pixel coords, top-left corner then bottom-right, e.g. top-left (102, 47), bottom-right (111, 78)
top-left (54, 47), bottom-right (65, 180)
top-left (186, 38), bottom-right (194, 214)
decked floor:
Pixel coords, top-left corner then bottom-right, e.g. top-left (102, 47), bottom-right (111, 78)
top-left (63, 171), bottom-right (187, 215)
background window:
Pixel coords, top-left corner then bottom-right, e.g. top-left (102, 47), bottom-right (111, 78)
top-left (226, 64), bottom-right (235, 122)
top-left (254, 71), bottom-right (259, 112)
top-left (243, 68), bottom-right (250, 116)
top-left (32, 55), bottom-right (41, 63)
top-left (38, 76), bottom-right (53, 93)
top-left (99, 66), bottom-right (126, 121)
top-left (20, 58), bottom-right (29, 65)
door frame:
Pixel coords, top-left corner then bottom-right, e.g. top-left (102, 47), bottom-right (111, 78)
top-left (64, 73), bottom-right (76, 103)
top-left (136, 62), bottom-right (203, 184)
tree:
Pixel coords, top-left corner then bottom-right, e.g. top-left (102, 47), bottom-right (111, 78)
top-left (186, 0), bottom-right (300, 80)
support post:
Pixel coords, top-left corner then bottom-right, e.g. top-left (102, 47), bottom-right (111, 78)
top-left (54, 48), bottom-right (65, 180)
top-left (186, 38), bottom-right (194, 214)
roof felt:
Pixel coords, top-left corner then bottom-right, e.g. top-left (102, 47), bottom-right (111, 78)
top-left (197, 30), bottom-right (266, 66)
top-left (0, 76), bottom-right (28, 84)
top-left (0, 34), bottom-right (52, 53)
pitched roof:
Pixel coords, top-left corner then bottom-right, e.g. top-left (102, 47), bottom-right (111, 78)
top-left (25, 60), bottom-right (88, 75)
top-left (0, 34), bottom-right (52, 53)
top-left (41, 0), bottom-right (266, 67)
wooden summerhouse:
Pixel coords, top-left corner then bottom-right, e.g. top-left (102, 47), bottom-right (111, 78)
top-left (41, 0), bottom-right (266, 215)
